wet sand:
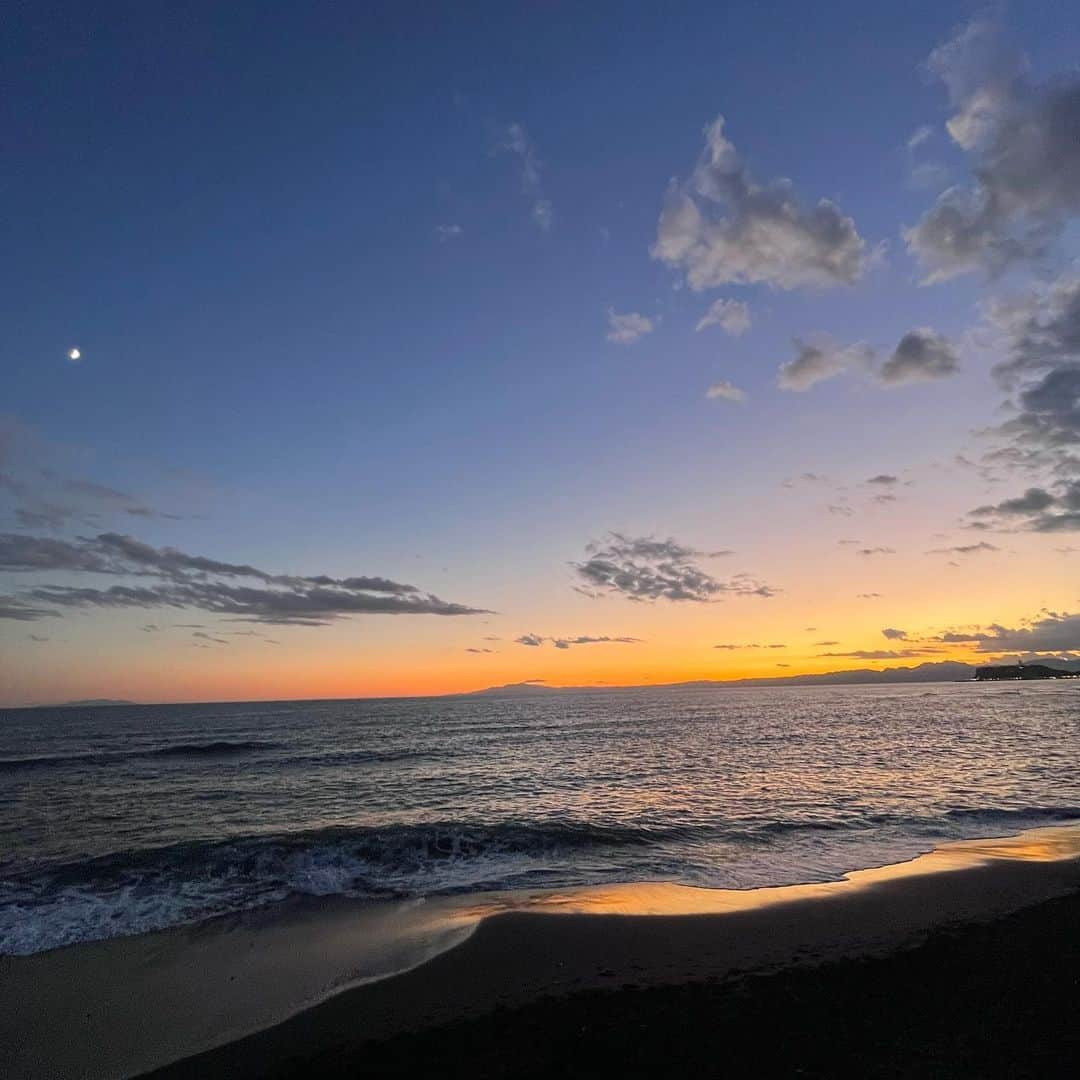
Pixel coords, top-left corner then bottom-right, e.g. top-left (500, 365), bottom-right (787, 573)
top-left (5, 826), bottom-right (1080, 1079)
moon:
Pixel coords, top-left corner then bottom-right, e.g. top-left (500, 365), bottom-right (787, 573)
top-left (68, 348), bottom-right (81, 361)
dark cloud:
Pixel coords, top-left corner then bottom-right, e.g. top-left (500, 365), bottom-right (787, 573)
top-left (867, 475), bottom-right (899, 486)
top-left (932, 611), bottom-right (1080, 654)
top-left (814, 640), bottom-right (840, 646)
top-left (653, 116), bottom-right (868, 291)
top-left (192, 631), bottom-right (228, 645)
top-left (515, 633), bottom-right (642, 649)
top-left (881, 627), bottom-right (908, 640)
top-left (926, 541), bottom-right (1000, 555)
top-left (573, 533), bottom-right (768, 603)
top-left (880, 329), bottom-right (961, 385)
top-left (465, 647), bottom-right (495, 654)
top-left (0, 532), bottom-right (488, 625)
top-left (775, 331), bottom-right (959, 390)
top-left (857, 547), bottom-right (895, 556)
top-left (905, 20), bottom-right (1080, 281)
top-left (0, 595), bottom-right (59, 621)
top-left (964, 279), bottom-right (1080, 529)
top-left (776, 338), bottom-right (873, 391)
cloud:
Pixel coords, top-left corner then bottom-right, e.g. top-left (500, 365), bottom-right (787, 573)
top-left (964, 276), bottom-right (1080, 530)
top-left (827, 504), bottom-right (854, 517)
top-left (0, 532), bottom-right (488, 624)
top-left (704, 380), bottom-right (746, 403)
top-left (514, 633), bottom-right (642, 649)
top-left (907, 125), bottom-right (934, 151)
top-left (776, 337), bottom-right (874, 391)
top-left (606, 309), bottom-right (655, 345)
top-left (881, 627), bottom-right (908, 640)
top-left (905, 19), bottom-right (1080, 281)
top-left (933, 611), bottom-right (1080, 654)
top-left (0, 595), bottom-right (59, 621)
top-left (814, 640), bottom-right (840, 646)
top-left (775, 330), bottom-right (959, 391)
top-left (714, 642), bottom-right (785, 650)
top-left (192, 631), bottom-right (228, 645)
top-left (500, 123), bottom-right (552, 231)
top-left (857, 547), bottom-right (895, 556)
top-left (435, 224), bottom-right (463, 242)
top-left (696, 298), bottom-right (751, 336)
top-left (867, 475), bottom-right (899, 486)
top-left (816, 649), bottom-right (934, 660)
top-left (879, 329), bottom-right (961, 385)
top-left (465, 647), bottom-right (494, 654)
top-left (652, 115), bottom-right (868, 291)
top-left (857, 592), bottom-right (883, 599)
top-left (573, 532), bottom-right (772, 603)
top-left (926, 541), bottom-right (1000, 555)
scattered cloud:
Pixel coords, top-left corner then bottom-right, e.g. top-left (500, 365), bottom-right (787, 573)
top-left (714, 642), bottom-right (786, 650)
top-left (857, 547), bottom-right (895, 556)
top-left (606, 309), bottom-right (655, 345)
top-left (881, 627), bottom-right (908, 640)
top-left (965, 276), bottom-right (1080, 530)
top-left (0, 532), bottom-right (488, 624)
top-left (867, 475), bottom-right (899, 486)
top-left (572, 532), bottom-right (771, 603)
top-left (907, 125), bottom-right (934, 151)
top-left (705, 379), bottom-right (746, 403)
top-left (905, 19), bottom-right (1080, 281)
top-left (879, 329), bottom-right (960, 385)
top-left (776, 330), bottom-right (959, 390)
top-left (926, 541), bottom-right (1000, 555)
top-left (696, 298), bottom-right (751, 336)
top-left (931, 611), bottom-right (1080, 654)
top-left (514, 633), bottom-right (642, 649)
top-left (652, 115), bottom-right (868, 291)
top-left (435, 224), bottom-right (463, 242)
top-left (776, 337), bottom-right (874, 391)
top-left (465, 647), bottom-right (495, 654)
top-left (499, 123), bottom-right (552, 230)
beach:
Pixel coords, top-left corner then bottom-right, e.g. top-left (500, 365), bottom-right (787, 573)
top-left (5, 825), bottom-right (1080, 1078)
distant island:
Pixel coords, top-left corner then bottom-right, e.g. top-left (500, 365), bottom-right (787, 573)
top-left (56, 699), bottom-right (138, 708)
top-left (467, 658), bottom-right (1080, 697)
top-left (975, 664), bottom-right (1076, 681)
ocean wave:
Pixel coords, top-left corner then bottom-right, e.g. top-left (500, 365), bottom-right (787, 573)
top-left (0, 740), bottom-right (284, 772)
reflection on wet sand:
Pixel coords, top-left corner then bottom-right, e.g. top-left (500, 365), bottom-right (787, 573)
top-left (454, 823), bottom-right (1080, 921)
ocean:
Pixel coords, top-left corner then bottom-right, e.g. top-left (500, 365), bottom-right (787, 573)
top-left (3, 681), bottom-right (1078, 956)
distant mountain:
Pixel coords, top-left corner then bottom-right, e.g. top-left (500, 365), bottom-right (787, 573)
top-left (56, 698), bottom-right (138, 707)
top-left (466, 658), bottom-right (1080, 697)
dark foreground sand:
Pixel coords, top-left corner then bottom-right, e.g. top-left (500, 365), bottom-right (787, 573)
top-left (144, 830), bottom-right (1080, 1080)
top-left (5, 828), bottom-right (1080, 1079)
top-left (151, 889), bottom-right (1080, 1079)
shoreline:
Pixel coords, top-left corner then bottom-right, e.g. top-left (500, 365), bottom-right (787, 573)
top-left (4, 824), bottom-right (1080, 1079)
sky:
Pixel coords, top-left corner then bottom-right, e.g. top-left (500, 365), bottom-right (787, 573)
top-left (2, 1), bottom-right (1079, 705)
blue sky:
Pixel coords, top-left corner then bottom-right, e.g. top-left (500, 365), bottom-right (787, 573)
top-left (2, 2), bottom-right (1079, 702)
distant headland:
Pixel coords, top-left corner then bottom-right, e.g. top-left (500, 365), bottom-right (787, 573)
top-left (975, 664), bottom-right (1076, 681)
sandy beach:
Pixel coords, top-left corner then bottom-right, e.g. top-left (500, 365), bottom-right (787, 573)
top-left (4, 825), bottom-right (1080, 1079)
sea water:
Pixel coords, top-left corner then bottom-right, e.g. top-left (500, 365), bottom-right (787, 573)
top-left (3, 681), bottom-right (1078, 955)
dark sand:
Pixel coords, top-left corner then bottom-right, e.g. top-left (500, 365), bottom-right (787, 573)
top-left (151, 889), bottom-right (1080, 1079)
top-left (6, 827), bottom-right (1080, 1079)
top-left (145, 830), bottom-right (1080, 1080)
